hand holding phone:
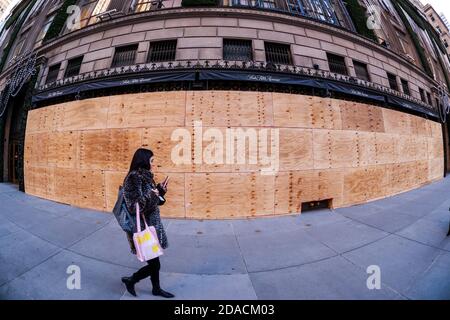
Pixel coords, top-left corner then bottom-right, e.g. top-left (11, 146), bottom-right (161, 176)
top-left (162, 176), bottom-right (170, 188)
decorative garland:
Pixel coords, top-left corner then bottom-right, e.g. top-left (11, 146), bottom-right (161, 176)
top-left (43, 0), bottom-right (77, 43)
top-left (343, 0), bottom-right (378, 42)
top-left (14, 66), bottom-right (40, 190)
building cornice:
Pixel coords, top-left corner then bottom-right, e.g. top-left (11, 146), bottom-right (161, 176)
top-left (0, 6), bottom-right (442, 88)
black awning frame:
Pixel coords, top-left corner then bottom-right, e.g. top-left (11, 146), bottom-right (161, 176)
top-left (32, 68), bottom-right (439, 120)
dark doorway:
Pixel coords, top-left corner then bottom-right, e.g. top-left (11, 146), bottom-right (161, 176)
top-left (446, 116), bottom-right (450, 174)
top-left (8, 140), bottom-right (20, 184)
top-left (3, 85), bottom-right (28, 186)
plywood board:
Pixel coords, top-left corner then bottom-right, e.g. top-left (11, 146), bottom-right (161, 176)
top-left (79, 130), bottom-right (111, 170)
top-left (185, 173), bottom-right (275, 219)
top-left (104, 171), bottom-right (127, 212)
top-left (313, 130), bottom-right (359, 169)
top-left (26, 107), bottom-right (56, 134)
top-left (310, 97), bottom-right (342, 130)
top-left (415, 136), bottom-right (429, 161)
top-left (273, 94), bottom-right (341, 129)
top-left (24, 91), bottom-right (445, 219)
top-left (153, 172), bottom-right (185, 218)
top-left (108, 129), bottom-right (143, 171)
top-left (47, 131), bottom-right (79, 168)
top-left (382, 108), bottom-right (412, 135)
top-left (430, 121), bottom-right (442, 139)
top-left (274, 169), bottom-right (344, 214)
top-left (142, 127), bottom-right (193, 173)
top-left (273, 93), bottom-right (312, 128)
top-left (56, 97), bottom-right (109, 131)
top-left (340, 102), bottom-right (384, 132)
top-left (375, 133), bottom-right (397, 165)
top-left (187, 91), bottom-right (274, 127)
top-left (279, 128), bottom-right (313, 171)
top-left (104, 171), bottom-right (186, 218)
top-left (343, 165), bottom-right (389, 206)
top-left (108, 92), bottom-right (186, 128)
top-left (428, 158), bottom-right (444, 181)
top-left (78, 169), bottom-right (106, 211)
top-left (410, 116), bottom-right (431, 137)
top-left (355, 131), bottom-right (377, 167)
top-left (396, 134), bottom-right (416, 163)
top-left (387, 162), bottom-right (417, 195)
top-left (53, 167), bottom-right (80, 206)
top-left (427, 137), bottom-right (444, 160)
top-left (25, 133), bottom-right (49, 167)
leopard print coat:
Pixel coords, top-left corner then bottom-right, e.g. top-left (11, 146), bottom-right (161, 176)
top-left (123, 168), bottom-right (168, 250)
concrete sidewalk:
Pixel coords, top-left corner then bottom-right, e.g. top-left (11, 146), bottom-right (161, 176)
top-left (0, 179), bottom-right (449, 300)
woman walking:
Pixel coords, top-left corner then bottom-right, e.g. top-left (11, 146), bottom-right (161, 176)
top-left (121, 148), bottom-right (175, 298)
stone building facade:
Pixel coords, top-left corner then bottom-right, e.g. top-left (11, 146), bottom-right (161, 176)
top-left (0, 0), bottom-right (449, 218)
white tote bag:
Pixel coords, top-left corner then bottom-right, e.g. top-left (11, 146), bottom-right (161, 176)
top-left (133, 203), bottom-right (164, 262)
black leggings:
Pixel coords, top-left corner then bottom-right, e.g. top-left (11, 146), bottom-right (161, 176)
top-left (132, 257), bottom-right (161, 289)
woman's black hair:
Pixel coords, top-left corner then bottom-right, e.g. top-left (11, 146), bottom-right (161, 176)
top-left (129, 148), bottom-right (154, 173)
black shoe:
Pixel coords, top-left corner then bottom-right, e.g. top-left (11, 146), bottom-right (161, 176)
top-left (152, 288), bottom-right (175, 298)
top-left (122, 277), bottom-right (137, 297)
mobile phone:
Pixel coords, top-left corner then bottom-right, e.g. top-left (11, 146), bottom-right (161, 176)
top-left (163, 176), bottom-right (170, 188)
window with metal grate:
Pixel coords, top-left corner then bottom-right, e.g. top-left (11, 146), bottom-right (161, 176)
top-left (106, 0), bottom-right (126, 12)
top-left (134, 0), bottom-right (165, 12)
top-left (46, 64), bottom-right (61, 84)
top-left (353, 60), bottom-right (370, 81)
top-left (112, 44), bottom-right (139, 68)
top-left (327, 53), bottom-right (347, 75)
top-left (427, 92), bottom-right (433, 106)
top-left (223, 39), bottom-right (253, 61)
top-left (264, 42), bottom-right (292, 65)
top-left (64, 56), bottom-right (84, 78)
top-left (387, 72), bottom-right (399, 91)
top-left (419, 88), bottom-right (426, 102)
top-left (401, 79), bottom-right (410, 95)
top-left (147, 40), bottom-right (177, 63)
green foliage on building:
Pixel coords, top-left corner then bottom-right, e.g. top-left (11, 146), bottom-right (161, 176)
top-left (0, 0), bottom-right (37, 73)
top-left (392, 0), bottom-right (450, 91)
top-left (3, 0), bottom-right (33, 30)
top-left (343, 0), bottom-right (378, 42)
top-left (391, 0), bottom-right (433, 77)
top-left (43, 0), bottom-right (77, 43)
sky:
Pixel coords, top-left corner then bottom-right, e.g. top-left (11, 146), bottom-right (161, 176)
top-left (421, 0), bottom-right (450, 19)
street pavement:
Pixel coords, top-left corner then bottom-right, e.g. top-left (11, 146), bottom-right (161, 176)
top-left (0, 178), bottom-right (449, 300)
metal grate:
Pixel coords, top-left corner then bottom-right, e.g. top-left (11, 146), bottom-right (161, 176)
top-left (387, 73), bottom-right (398, 91)
top-left (46, 64), bottom-right (61, 84)
top-left (147, 40), bottom-right (177, 63)
top-left (301, 199), bottom-right (332, 212)
top-left (353, 60), bottom-right (370, 81)
top-left (223, 39), bottom-right (253, 61)
top-left (112, 44), bottom-right (138, 68)
top-left (134, 0), bottom-right (165, 12)
top-left (327, 53), bottom-right (347, 75)
top-left (106, 0), bottom-right (126, 12)
top-left (419, 88), bottom-right (426, 102)
top-left (426, 92), bottom-right (432, 105)
top-left (401, 79), bottom-right (410, 95)
top-left (264, 42), bottom-right (292, 65)
top-left (64, 56), bottom-right (84, 78)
